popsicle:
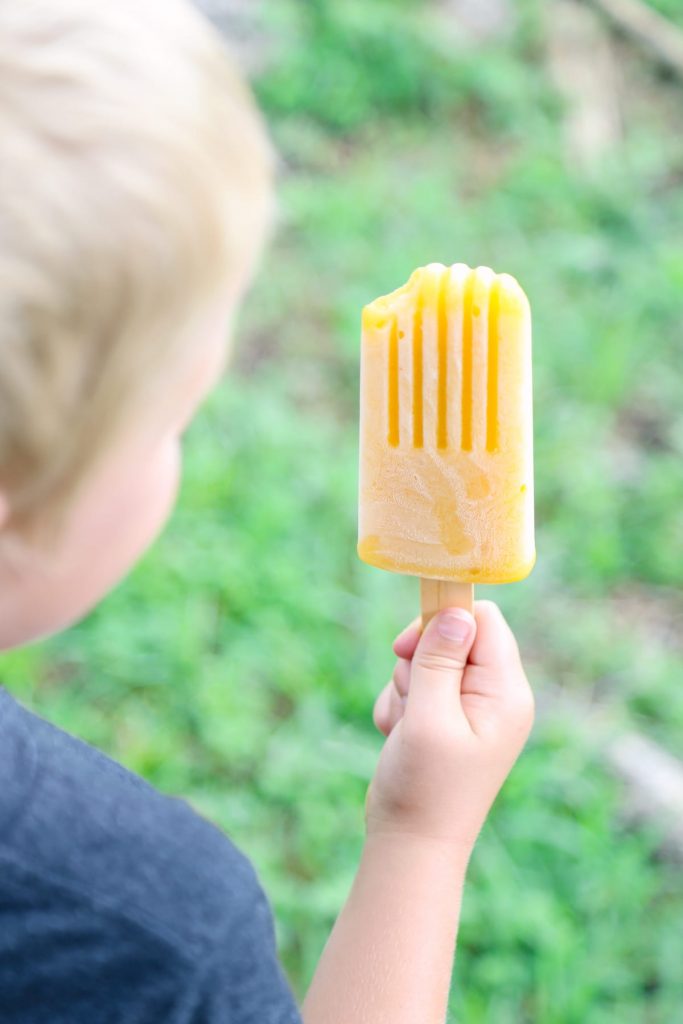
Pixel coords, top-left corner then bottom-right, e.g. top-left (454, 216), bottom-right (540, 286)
top-left (357, 262), bottom-right (534, 624)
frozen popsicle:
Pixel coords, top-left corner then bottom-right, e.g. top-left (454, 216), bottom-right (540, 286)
top-left (357, 262), bottom-right (534, 621)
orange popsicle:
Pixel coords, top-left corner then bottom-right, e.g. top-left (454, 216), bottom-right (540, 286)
top-left (357, 263), bottom-right (534, 603)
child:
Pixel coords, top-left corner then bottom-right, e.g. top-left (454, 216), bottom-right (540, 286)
top-left (0, 2), bottom-right (535, 1021)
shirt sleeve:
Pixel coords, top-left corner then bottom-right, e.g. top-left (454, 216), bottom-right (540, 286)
top-left (189, 887), bottom-right (303, 1024)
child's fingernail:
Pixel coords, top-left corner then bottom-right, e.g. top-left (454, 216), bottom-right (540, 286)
top-left (437, 611), bottom-right (473, 644)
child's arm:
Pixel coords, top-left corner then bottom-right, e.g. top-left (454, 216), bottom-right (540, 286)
top-left (302, 601), bottom-right (534, 1024)
top-left (302, 830), bottom-right (467, 1023)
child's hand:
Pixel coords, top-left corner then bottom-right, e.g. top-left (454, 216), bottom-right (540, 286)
top-left (366, 601), bottom-right (534, 850)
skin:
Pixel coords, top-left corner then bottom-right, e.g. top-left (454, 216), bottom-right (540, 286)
top-left (303, 603), bottom-right (535, 1023)
top-left (368, 602), bottom-right (535, 848)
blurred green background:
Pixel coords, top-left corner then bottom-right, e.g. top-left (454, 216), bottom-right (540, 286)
top-left (4, 0), bottom-right (683, 1019)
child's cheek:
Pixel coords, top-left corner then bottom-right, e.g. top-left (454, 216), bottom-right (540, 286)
top-left (143, 436), bottom-right (182, 540)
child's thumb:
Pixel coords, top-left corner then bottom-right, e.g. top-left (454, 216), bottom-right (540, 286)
top-left (405, 609), bottom-right (477, 721)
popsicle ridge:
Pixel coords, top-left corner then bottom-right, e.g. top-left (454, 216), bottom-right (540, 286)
top-left (487, 275), bottom-right (501, 452)
top-left (461, 269), bottom-right (475, 452)
top-left (365, 263), bottom-right (515, 453)
top-left (412, 287), bottom-right (424, 448)
top-left (436, 270), bottom-right (449, 450)
top-left (387, 315), bottom-right (399, 447)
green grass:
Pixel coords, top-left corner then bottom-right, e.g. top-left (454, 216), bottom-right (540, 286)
top-left (3, 0), bottom-right (683, 1019)
top-left (645, 0), bottom-right (683, 28)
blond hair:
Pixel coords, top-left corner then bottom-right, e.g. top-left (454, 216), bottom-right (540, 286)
top-left (0, 0), bottom-right (273, 540)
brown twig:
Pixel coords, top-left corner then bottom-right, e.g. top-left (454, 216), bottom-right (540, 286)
top-left (588, 0), bottom-right (683, 80)
top-left (605, 731), bottom-right (683, 859)
top-left (537, 684), bottom-right (683, 862)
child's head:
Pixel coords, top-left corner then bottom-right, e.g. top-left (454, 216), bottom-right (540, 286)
top-left (0, 0), bottom-right (273, 648)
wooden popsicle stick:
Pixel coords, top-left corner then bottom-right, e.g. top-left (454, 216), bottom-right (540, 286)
top-left (420, 578), bottom-right (474, 629)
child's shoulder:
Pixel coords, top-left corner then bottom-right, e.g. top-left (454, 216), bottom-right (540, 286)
top-left (0, 686), bottom-right (262, 956)
top-left (0, 686), bottom-right (303, 1023)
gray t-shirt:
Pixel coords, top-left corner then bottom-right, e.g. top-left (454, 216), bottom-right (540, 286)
top-left (0, 686), bottom-right (302, 1023)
